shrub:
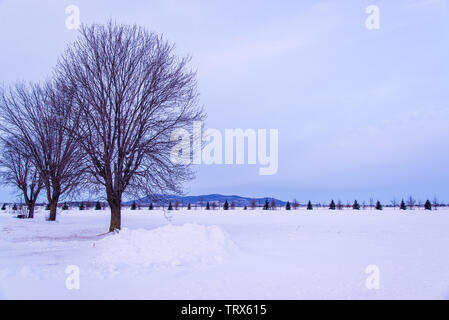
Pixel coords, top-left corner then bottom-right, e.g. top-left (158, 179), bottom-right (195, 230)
top-left (263, 199), bottom-right (269, 210)
top-left (375, 201), bottom-right (383, 210)
top-left (307, 201), bottom-right (313, 210)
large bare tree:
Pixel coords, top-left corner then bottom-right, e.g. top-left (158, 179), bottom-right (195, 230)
top-left (0, 137), bottom-right (43, 218)
top-left (56, 22), bottom-right (204, 232)
top-left (0, 82), bottom-right (85, 221)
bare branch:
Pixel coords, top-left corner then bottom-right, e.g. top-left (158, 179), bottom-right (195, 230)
top-left (56, 22), bottom-right (205, 231)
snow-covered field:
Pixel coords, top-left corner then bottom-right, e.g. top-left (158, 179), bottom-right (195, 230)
top-left (1, 207), bottom-right (449, 300)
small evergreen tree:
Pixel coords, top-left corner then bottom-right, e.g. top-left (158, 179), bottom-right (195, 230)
top-left (130, 201), bottom-right (137, 210)
top-left (329, 200), bottom-right (336, 210)
top-left (149, 203), bottom-right (154, 210)
top-left (95, 201), bottom-right (102, 210)
top-left (223, 200), bottom-right (229, 210)
top-left (187, 203), bottom-right (191, 210)
top-left (307, 201), bottom-right (313, 210)
top-left (424, 200), bottom-right (432, 211)
top-left (168, 202), bottom-right (173, 211)
top-left (1, 203), bottom-right (6, 210)
top-left (286, 201), bottom-right (291, 210)
top-left (79, 202), bottom-right (85, 210)
top-left (62, 202), bottom-right (69, 210)
top-left (205, 201), bottom-right (210, 210)
top-left (400, 199), bottom-right (407, 210)
top-left (12, 203), bottom-right (18, 211)
top-left (263, 199), bottom-right (270, 210)
top-left (353, 200), bottom-right (360, 210)
top-left (375, 201), bottom-right (383, 210)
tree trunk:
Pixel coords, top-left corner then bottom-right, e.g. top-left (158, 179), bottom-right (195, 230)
top-left (107, 190), bottom-right (122, 232)
top-left (47, 185), bottom-right (60, 221)
top-left (27, 203), bottom-right (35, 219)
top-left (109, 204), bottom-right (121, 232)
top-left (49, 201), bottom-right (57, 221)
top-left (23, 193), bottom-right (34, 219)
top-left (48, 195), bottom-right (60, 221)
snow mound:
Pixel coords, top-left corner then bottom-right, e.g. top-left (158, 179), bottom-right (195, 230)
top-left (93, 224), bottom-right (237, 268)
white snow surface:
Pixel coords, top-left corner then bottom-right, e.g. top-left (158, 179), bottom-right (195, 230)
top-left (94, 224), bottom-right (236, 268)
top-left (1, 207), bottom-right (449, 299)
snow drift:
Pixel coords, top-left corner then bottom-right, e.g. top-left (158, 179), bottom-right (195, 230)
top-left (93, 224), bottom-right (237, 268)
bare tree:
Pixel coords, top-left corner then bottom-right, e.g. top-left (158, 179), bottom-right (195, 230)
top-left (337, 200), bottom-right (344, 210)
top-left (432, 197), bottom-right (439, 211)
top-left (0, 82), bottom-right (85, 221)
top-left (417, 200), bottom-right (422, 210)
top-left (56, 22), bottom-right (204, 231)
top-left (407, 196), bottom-right (416, 210)
top-left (292, 199), bottom-right (299, 210)
top-left (250, 199), bottom-right (257, 210)
top-left (391, 198), bottom-right (398, 210)
top-left (0, 137), bottom-right (43, 218)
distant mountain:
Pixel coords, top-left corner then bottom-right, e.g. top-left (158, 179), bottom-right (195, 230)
top-left (124, 194), bottom-right (287, 207)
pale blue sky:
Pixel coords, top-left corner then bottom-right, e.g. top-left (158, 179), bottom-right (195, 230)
top-left (0, 0), bottom-right (449, 203)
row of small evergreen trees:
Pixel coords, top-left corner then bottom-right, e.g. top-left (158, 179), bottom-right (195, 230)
top-left (284, 199), bottom-right (434, 211)
top-left (130, 198), bottom-right (436, 211)
top-left (1, 199), bottom-right (436, 212)
top-left (0, 202), bottom-right (104, 211)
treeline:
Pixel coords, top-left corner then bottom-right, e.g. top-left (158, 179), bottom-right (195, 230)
top-left (157, 197), bottom-right (443, 211)
top-left (2, 197), bottom-right (442, 215)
